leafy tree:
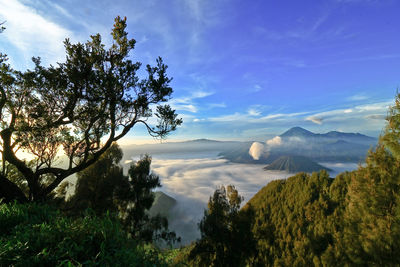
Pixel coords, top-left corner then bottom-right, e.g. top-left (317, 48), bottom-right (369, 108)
top-left (67, 143), bottom-right (178, 244)
top-left (344, 93), bottom-right (400, 265)
top-left (67, 143), bottom-right (126, 215)
top-left (189, 185), bottom-right (255, 267)
top-left (116, 154), bottom-right (178, 244)
top-left (0, 16), bottom-right (181, 202)
top-left (0, 24), bottom-right (27, 203)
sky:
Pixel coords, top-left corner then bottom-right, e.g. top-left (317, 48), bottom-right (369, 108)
top-left (1, 0), bottom-right (399, 143)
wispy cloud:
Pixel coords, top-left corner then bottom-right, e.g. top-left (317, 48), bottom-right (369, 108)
top-left (0, 0), bottom-right (73, 67)
top-left (200, 100), bottom-right (391, 138)
top-left (365, 114), bottom-right (386, 120)
top-left (206, 102), bottom-right (227, 110)
top-left (254, 84), bottom-right (262, 92)
top-left (304, 101), bottom-right (392, 125)
top-left (248, 109), bottom-right (262, 116)
top-left (170, 90), bottom-right (214, 113)
top-left (208, 110), bottom-right (309, 123)
top-left (247, 105), bottom-right (266, 116)
top-left (306, 116), bottom-right (324, 125)
top-left (313, 54), bottom-right (400, 68)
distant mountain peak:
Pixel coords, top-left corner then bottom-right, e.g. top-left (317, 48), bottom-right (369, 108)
top-left (280, 127), bottom-right (314, 137)
top-left (279, 127), bottom-right (376, 141)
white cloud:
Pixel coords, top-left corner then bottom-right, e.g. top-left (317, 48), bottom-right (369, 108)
top-left (365, 114), bottom-right (386, 120)
top-left (170, 90), bottom-right (214, 113)
top-left (306, 116), bottom-right (324, 125)
top-left (259, 112), bottom-right (309, 121)
top-left (253, 84), bottom-right (262, 92)
top-left (208, 102), bottom-right (226, 109)
top-left (177, 104), bottom-right (198, 113)
top-left (266, 136), bottom-right (282, 147)
top-left (208, 112), bottom-right (247, 122)
top-left (209, 110), bottom-right (309, 123)
top-left (191, 90), bottom-right (214, 99)
top-left (347, 94), bottom-right (369, 101)
top-left (150, 155), bottom-right (292, 205)
top-left (248, 108), bottom-right (262, 116)
top-left (0, 0), bottom-right (73, 66)
top-left (355, 102), bottom-right (390, 112)
top-left (148, 154), bottom-right (294, 244)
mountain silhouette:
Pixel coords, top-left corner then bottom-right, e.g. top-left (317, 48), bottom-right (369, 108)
top-left (263, 155), bottom-right (331, 173)
top-left (280, 127), bottom-right (315, 138)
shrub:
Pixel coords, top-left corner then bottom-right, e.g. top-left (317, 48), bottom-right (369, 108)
top-left (0, 202), bottom-right (169, 266)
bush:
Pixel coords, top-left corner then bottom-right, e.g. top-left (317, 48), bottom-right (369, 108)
top-left (0, 202), bottom-right (170, 266)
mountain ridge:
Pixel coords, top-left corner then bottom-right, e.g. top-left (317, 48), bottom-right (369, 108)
top-left (281, 126), bottom-right (376, 141)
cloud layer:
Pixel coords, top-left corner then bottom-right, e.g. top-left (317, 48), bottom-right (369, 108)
top-left (123, 153), bottom-right (294, 244)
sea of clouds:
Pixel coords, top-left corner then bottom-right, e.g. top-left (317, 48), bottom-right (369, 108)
top-left (63, 147), bottom-right (358, 245)
top-left (123, 151), bottom-right (357, 245)
top-left (153, 153), bottom-right (358, 244)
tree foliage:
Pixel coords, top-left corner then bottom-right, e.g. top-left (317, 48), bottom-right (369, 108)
top-left (189, 185), bottom-right (255, 267)
top-left (0, 16), bottom-right (181, 202)
top-left (344, 93), bottom-right (400, 265)
top-left (0, 202), bottom-right (173, 266)
top-left (67, 143), bottom-right (125, 215)
top-left (67, 143), bottom-right (178, 244)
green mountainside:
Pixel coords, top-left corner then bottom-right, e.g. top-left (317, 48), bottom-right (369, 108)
top-left (244, 170), bottom-right (351, 266)
top-left (263, 155), bottom-right (332, 173)
top-left (148, 191), bottom-right (177, 218)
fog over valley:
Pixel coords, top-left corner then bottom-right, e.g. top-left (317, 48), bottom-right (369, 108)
top-left (120, 139), bottom-right (361, 244)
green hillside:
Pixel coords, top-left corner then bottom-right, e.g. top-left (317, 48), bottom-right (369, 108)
top-left (263, 155), bottom-right (332, 173)
top-left (245, 170), bottom-right (351, 266)
top-left (148, 191), bottom-right (177, 218)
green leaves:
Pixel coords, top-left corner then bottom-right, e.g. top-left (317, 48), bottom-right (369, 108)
top-left (0, 16), bottom-right (181, 201)
top-left (0, 202), bottom-right (172, 266)
top-left (189, 185), bottom-right (254, 267)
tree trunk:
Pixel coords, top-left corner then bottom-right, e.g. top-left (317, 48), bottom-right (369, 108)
top-left (0, 174), bottom-right (28, 203)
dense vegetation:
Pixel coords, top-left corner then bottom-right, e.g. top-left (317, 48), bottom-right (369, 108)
top-left (0, 202), bottom-right (176, 266)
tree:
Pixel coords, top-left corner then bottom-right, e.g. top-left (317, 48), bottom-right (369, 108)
top-left (67, 142), bottom-right (126, 215)
top-left (344, 93), bottom-right (400, 265)
top-left (115, 154), bottom-right (178, 244)
top-left (0, 16), bottom-right (182, 201)
top-left (68, 143), bottom-right (178, 244)
top-left (189, 185), bottom-right (255, 267)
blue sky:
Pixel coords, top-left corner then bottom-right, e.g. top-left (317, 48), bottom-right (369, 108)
top-left (1, 0), bottom-right (399, 143)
